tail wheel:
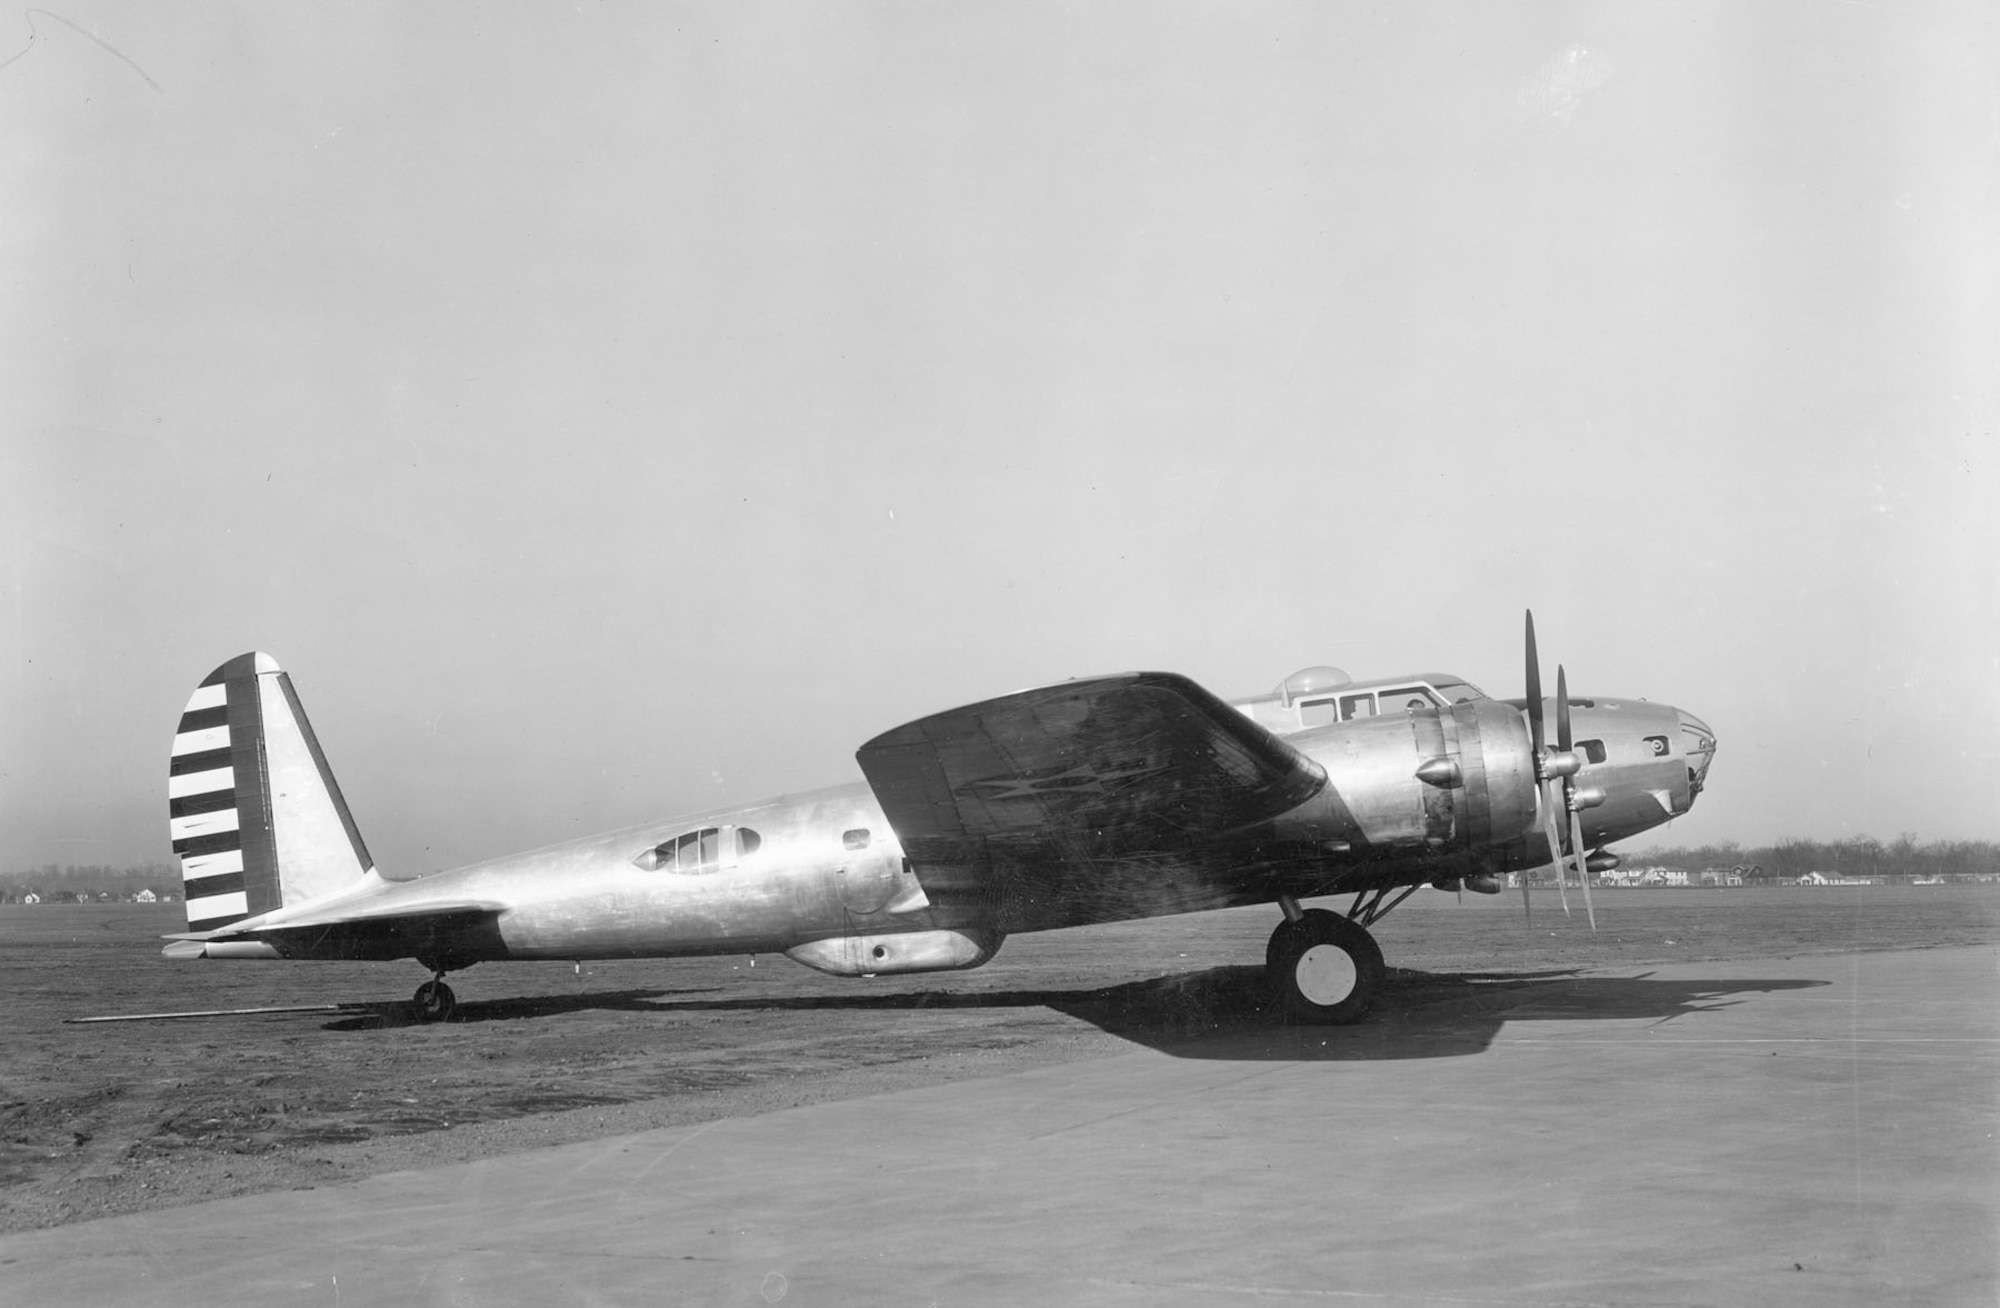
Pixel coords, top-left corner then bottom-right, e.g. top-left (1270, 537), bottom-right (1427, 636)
top-left (412, 979), bottom-right (457, 1023)
top-left (1267, 911), bottom-right (1384, 1025)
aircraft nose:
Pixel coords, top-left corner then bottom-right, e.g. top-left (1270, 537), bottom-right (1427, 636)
top-left (1677, 708), bottom-right (1717, 799)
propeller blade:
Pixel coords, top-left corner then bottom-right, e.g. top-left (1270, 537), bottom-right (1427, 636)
top-left (1525, 610), bottom-right (1546, 762)
top-left (1569, 805), bottom-right (1597, 931)
top-left (1556, 664), bottom-right (1573, 755)
top-left (1522, 609), bottom-right (1543, 926)
top-left (1557, 666), bottom-right (1596, 931)
top-left (1542, 778), bottom-right (1571, 918)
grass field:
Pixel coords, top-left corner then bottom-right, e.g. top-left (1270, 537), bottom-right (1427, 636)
top-left (3, 885), bottom-right (1995, 1232)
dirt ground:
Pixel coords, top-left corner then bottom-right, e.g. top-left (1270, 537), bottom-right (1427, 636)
top-left (4, 885), bottom-right (1995, 1233)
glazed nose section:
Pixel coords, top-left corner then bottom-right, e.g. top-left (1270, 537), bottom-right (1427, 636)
top-left (1678, 709), bottom-right (1717, 801)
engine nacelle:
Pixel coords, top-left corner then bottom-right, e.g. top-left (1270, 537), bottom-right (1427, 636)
top-left (1437, 697), bottom-right (1541, 851)
top-left (786, 927), bottom-right (1004, 977)
top-left (1282, 699), bottom-right (1539, 855)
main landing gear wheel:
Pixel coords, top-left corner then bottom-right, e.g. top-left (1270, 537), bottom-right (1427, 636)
top-left (411, 978), bottom-right (457, 1023)
top-left (1267, 910), bottom-right (1384, 1025)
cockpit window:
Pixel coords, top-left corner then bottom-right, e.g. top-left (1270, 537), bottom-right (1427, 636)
top-left (1577, 739), bottom-right (1608, 764)
top-left (1298, 698), bottom-right (1339, 728)
top-left (1429, 679), bottom-right (1485, 704)
top-left (1681, 720), bottom-right (1717, 796)
top-left (1339, 692), bottom-right (1376, 720)
top-left (737, 828), bottom-right (762, 858)
top-left (1380, 686), bottom-right (1436, 712)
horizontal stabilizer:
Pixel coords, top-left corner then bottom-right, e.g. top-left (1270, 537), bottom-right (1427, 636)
top-left (182, 898), bottom-right (507, 936)
top-left (161, 902), bottom-right (507, 965)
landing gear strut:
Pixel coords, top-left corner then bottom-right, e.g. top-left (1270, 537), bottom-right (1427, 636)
top-left (411, 974), bottom-right (457, 1023)
top-left (1266, 895), bottom-right (1386, 1025)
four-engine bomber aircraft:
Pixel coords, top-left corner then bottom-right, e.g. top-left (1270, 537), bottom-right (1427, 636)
top-left (163, 616), bottom-right (1715, 1024)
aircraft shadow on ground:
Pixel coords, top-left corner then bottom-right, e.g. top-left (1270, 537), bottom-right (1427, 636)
top-left (328, 968), bottom-right (1830, 1061)
top-left (1086, 967), bottom-right (1834, 1061)
top-left (323, 988), bottom-right (703, 1030)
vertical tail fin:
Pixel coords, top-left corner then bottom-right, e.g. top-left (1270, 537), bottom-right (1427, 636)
top-left (169, 653), bottom-right (375, 933)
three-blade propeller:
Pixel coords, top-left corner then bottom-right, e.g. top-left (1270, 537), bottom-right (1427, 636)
top-left (1524, 612), bottom-right (1597, 931)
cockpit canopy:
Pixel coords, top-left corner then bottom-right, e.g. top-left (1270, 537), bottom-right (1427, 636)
top-left (1239, 671), bottom-right (1488, 735)
top-left (1276, 666), bottom-right (1352, 705)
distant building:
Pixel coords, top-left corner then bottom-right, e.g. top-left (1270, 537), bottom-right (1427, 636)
top-left (134, 888), bottom-right (157, 903)
top-left (1601, 865), bottom-right (1687, 887)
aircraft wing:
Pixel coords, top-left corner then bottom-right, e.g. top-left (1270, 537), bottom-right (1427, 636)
top-left (857, 672), bottom-right (1327, 919)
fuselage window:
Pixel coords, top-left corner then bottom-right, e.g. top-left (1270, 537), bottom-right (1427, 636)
top-left (636, 826), bottom-right (735, 873)
top-left (842, 828), bottom-right (871, 851)
top-left (1298, 698), bottom-right (1339, 729)
top-left (1339, 692), bottom-right (1376, 721)
top-left (658, 827), bottom-right (721, 872)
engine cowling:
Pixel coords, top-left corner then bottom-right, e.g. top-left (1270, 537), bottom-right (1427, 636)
top-left (1433, 698), bottom-right (1541, 852)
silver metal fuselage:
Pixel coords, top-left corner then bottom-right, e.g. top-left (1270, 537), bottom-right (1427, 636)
top-left (312, 683), bottom-right (1710, 975)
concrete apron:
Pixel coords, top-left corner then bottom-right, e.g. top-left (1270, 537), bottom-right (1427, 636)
top-left (4, 946), bottom-right (1995, 1307)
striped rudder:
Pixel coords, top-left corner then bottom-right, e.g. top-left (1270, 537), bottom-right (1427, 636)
top-left (169, 653), bottom-right (374, 933)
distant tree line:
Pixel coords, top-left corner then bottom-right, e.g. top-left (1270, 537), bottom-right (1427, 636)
top-left (1627, 835), bottom-right (2000, 882)
top-left (0, 862), bottom-right (182, 903)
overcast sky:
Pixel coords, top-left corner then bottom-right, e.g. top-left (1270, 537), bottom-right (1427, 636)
top-left (4, 3), bottom-right (1993, 875)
